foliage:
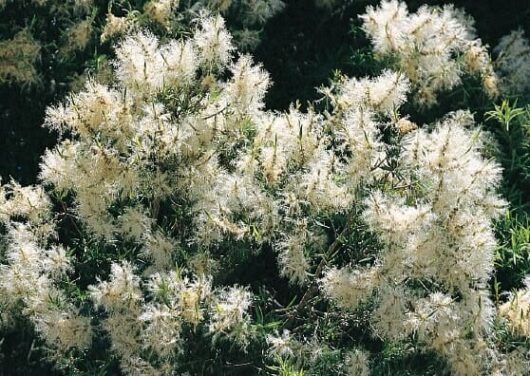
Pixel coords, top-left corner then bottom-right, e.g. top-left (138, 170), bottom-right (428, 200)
top-left (1, 1), bottom-right (530, 375)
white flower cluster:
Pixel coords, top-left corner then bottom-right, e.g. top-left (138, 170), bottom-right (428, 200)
top-left (0, 194), bottom-right (91, 356)
top-left (0, 17), bottom-right (259, 374)
top-left (58, 15), bottom-right (94, 58)
top-left (0, 1), bottom-right (98, 86)
top-left (86, 263), bottom-right (250, 372)
top-left (0, 29), bottom-right (41, 86)
top-left (101, 0), bottom-right (284, 50)
top-left (499, 277), bottom-right (530, 337)
top-left (494, 29), bottom-right (530, 97)
top-left (0, 0), bottom-right (281, 89)
top-left (344, 348), bottom-right (370, 376)
top-left (361, 0), bottom-right (498, 106)
top-left (1, 13), bottom-right (406, 370)
top-left (322, 110), bottom-right (509, 374)
top-left (1, 5), bottom-right (528, 374)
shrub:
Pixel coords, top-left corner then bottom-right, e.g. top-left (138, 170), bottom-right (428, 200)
top-left (1, 1), bottom-right (530, 375)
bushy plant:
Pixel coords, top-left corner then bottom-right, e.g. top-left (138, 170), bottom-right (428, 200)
top-left (360, 0), bottom-right (498, 107)
top-left (2, 1), bottom-right (530, 375)
top-left (0, 0), bottom-right (284, 186)
top-left (493, 30), bottom-right (530, 99)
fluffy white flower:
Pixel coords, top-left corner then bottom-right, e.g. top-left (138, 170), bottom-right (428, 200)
top-left (209, 286), bottom-right (252, 345)
top-left (266, 330), bottom-right (295, 358)
top-left (33, 309), bottom-right (92, 352)
top-left (193, 15), bottom-right (234, 69)
top-left (494, 29), bottom-right (530, 96)
top-left (344, 348), bottom-right (370, 376)
top-left (89, 262), bottom-right (143, 312)
top-left (321, 266), bottom-right (379, 310)
top-left (114, 31), bottom-right (164, 93)
top-left (225, 55), bottom-right (270, 115)
top-left (361, 1), bottom-right (497, 105)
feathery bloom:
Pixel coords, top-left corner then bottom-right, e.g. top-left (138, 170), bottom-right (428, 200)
top-left (361, 1), bottom-right (497, 105)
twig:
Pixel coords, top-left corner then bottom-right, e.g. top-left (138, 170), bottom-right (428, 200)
top-left (201, 105), bottom-right (227, 120)
top-left (27, 339), bottom-right (35, 362)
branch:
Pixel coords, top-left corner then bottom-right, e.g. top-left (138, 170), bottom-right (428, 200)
top-left (201, 105), bottom-right (228, 120)
top-left (285, 214), bottom-right (355, 328)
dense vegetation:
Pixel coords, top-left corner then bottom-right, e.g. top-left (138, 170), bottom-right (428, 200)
top-left (1, 0), bottom-right (530, 375)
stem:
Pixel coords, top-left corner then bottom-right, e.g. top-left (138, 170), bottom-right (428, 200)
top-left (285, 214), bottom-right (355, 327)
